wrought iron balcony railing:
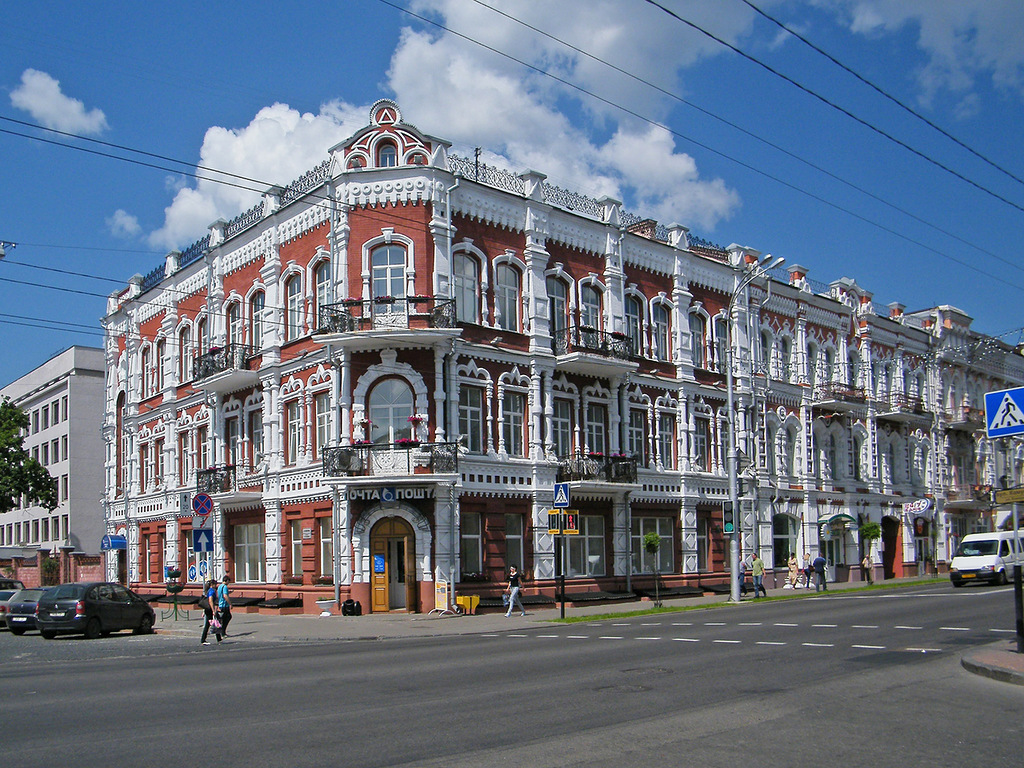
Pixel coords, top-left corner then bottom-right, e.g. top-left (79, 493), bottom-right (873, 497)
top-left (556, 453), bottom-right (638, 484)
top-left (880, 393), bottom-right (929, 414)
top-left (813, 382), bottom-right (867, 404)
top-left (194, 344), bottom-right (253, 380)
top-left (945, 483), bottom-right (990, 503)
top-left (318, 296), bottom-right (456, 334)
top-left (323, 441), bottom-right (459, 477)
top-left (552, 326), bottom-right (633, 360)
top-left (197, 465), bottom-right (235, 494)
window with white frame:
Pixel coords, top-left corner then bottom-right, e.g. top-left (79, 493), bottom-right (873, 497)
top-left (459, 386), bottom-right (485, 453)
top-left (286, 401), bottom-right (301, 464)
top-left (179, 325), bottom-right (192, 381)
top-left (314, 392), bottom-right (331, 459)
top-left (693, 417), bottom-right (711, 471)
top-left (547, 277), bottom-right (568, 335)
top-left (248, 410), bottom-right (263, 467)
top-left (233, 523), bottom-right (266, 582)
top-left (285, 275), bottom-right (303, 341)
top-left (460, 511), bottom-right (482, 576)
top-left (289, 519), bottom-right (303, 577)
top-left (658, 413), bottom-right (675, 468)
top-left (631, 517), bottom-right (673, 574)
top-left (155, 339), bottom-right (165, 391)
top-left (224, 416), bottom-right (239, 466)
top-left (502, 391), bottom-right (526, 457)
top-left (369, 378), bottom-right (414, 444)
top-left (505, 513), bottom-right (525, 572)
top-left (454, 253), bottom-right (480, 324)
top-left (319, 517), bottom-right (333, 577)
top-left (580, 284), bottom-right (601, 330)
top-left (377, 142), bottom-right (398, 167)
top-left (627, 409), bottom-right (646, 461)
top-left (779, 337), bottom-right (792, 380)
top-left (140, 347), bottom-right (151, 398)
top-left (250, 291), bottom-right (265, 350)
top-left (689, 313), bottom-right (706, 369)
top-left (495, 264), bottom-right (520, 332)
top-left (568, 515), bottom-right (605, 576)
top-left (586, 402), bottom-right (607, 455)
top-left (652, 303), bottom-right (670, 361)
top-left (371, 244), bottom-right (406, 303)
top-left (697, 513), bottom-right (710, 571)
top-left (625, 295), bottom-right (643, 356)
top-left (226, 302), bottom-right (241, 346)
top-left (551, 398), bottom-right (573, 458)
top-left (196, 317), bottom-right (207, 356)
top-left (773, 515), bottom-right (798, 568)
top-left (715, 318), bottom-right (729, 373)
top-left (314, 260), bottom-right (331, 321)
top-left (197, 425), bottom-right (209, 471)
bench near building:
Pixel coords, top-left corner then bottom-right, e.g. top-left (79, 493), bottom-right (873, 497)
top-left (100, 100), bottom-right (1024, 615)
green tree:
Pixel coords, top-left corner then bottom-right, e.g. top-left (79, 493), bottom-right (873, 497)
top-left (0, 398), bottom-right (58, 515)
top-left (643, 531), bottom-right (662, 607)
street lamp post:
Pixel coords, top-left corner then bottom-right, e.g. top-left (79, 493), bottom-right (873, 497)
top-left (726, 252), bottom-right (785, 603)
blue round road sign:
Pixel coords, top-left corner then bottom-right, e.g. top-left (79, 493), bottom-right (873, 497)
top-left (192, 493), bottom-right (214, 516)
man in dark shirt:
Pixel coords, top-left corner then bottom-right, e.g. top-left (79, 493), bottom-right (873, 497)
top-left (812, 553), bottom-right (828, 592)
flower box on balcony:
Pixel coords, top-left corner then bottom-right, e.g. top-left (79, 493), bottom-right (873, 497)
top-left (374, 296), bottom-right (395, 304)
top-left (395, 438), bottom-right (420, 448)
top-left (314, 575), bottom-right (334, 586)
top-left (610, 331), bottom-right (627, 340)
top-left (587, 452), bottom-right (605, 459)
top-left (409, 295), bottom-right (431, 304)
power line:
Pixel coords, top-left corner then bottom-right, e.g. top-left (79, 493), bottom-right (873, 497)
top-left (643, 0), bottom-right (1024, 216)
top-left (738, 0), bottom-right (1024, 190)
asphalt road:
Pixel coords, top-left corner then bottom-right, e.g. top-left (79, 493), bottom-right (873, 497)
top-left (2, 583), bottom-right (1022, 767)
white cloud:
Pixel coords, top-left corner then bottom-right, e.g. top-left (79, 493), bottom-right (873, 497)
top-left (10, 69), bottom-right (108, 135)
top-left (148, 101), bottom-right (366, 250)
top-left (106, 209), bottom-right (142, 239)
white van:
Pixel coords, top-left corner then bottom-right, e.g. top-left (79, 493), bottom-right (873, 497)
top-left (949, 531), bottom-right (1023, 587)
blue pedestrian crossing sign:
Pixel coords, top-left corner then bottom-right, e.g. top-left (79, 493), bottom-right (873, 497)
top-left (553, 482), bottom-right (570, 508)
top-left (985, 387), bottom-right (1024, 438)
top-left (193, 528), bottom-right (214, 553)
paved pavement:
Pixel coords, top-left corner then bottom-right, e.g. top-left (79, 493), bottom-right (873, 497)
top-left (157, 576), bottom-right (1024, 684)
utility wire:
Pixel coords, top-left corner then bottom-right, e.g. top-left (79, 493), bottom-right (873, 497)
top-left (467, 0), bottom-right (1024, 276)
top-left (643, 0), bottom-right (1024, 216)
top-left (738, 0), bottom-right (1024, 190)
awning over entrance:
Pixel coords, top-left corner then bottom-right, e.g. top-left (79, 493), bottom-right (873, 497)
top-left (100, 534), bottom-right (127, 551)
top-left (823, 513), bottom-right (857, 527)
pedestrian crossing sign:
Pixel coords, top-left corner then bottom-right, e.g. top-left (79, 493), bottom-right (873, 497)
top-left (985, 387), bottom-right (1024, 438)
top-left (553, 482), bottom-right (570, 508)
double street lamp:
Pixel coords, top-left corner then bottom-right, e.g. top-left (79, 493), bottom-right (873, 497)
top-left (726, 252), bottom-right (785, 603)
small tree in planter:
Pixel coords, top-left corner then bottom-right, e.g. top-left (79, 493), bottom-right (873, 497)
top-left (643, 531), bottom-right (662, 607)
top-left (859, 521), bottom-right (881, 579)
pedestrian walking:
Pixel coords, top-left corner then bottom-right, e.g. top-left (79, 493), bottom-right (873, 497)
top-left (737, 555), bottom-right (748, 597)
top-left (504, 565), bottom-right (526, 617)
top-left (812, 553), bottom-right (828, 592)
top-left (803, 551), bottom-right (814, 589)
top-left (751, 551), bottom-right (768, 598)
top-left (217, 575), bottom-right (233, 636)
top-left (786, 553), bottom-right (799, 588)
top-left (862, 554), bottom-right (874, 585)
top-left (199, 578), bottom-right (222, 645)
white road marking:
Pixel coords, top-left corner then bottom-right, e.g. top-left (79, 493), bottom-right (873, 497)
top-left (895, 625), bottom-right (922, 630)
top-left (739, 622), bottom-right (762, 626)
top-left (714, 639), bottom-right (741, 644)
top-left (990, 628), bottom-right (1015, 633)
top-left (637, 637), bottom-right (662, 641)
top-left (537, 634), bottom-right (560, 638)
top-left (852, 644), bottom-right (886, 650)
top-left (756, 641), bottom-right (786, 646)
top-left (672, 637), bottom-right (700, 643)
top-left (852, 625), bottom-right (878, 629)
top-left (802, 642), bottom-right (834, 648)
top-left (705, 622), bottom-right (726, 626)
top-left (567, 635), bottom-right (589, 639)
top-left (774, 622), bottom-right (798, 627)
top-left (812, 623), bottom-right (837, 628)
top-left (939, 626), bottom-right (970, 631)
top-left (671, 622), bottom-right (693, 626)
top-left (599, 636), bottom-right (624, 640)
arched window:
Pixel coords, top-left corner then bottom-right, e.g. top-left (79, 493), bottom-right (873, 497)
top-left (454, 253), bottom-right (480, 324)
top-left (580, 284), bottom-right (601, 330)
top-left (377, 142), bottom-right (398, 167)
top-left (715, 318), bottom-right (729, 372)
top-left (759, 330), bottom-right (771, 374)
top-left (225, 302), bottom-right (241, 347)
top-left (783, 426), bottom-right (798, 476)
top-left (196, 316), bottom-right (207, 356)
top-left (652, 304), bottom-right (671, 361)
top-left (250, 291), bottom-right (265, 351)
top-left (371, 245), bottom-right (406, 304)
top-left (368, 378), bottom-right (414, 444)
top-left (547, 277), bottom-right (568, 336)
top-left (285, 275), bottom-right (303, 341)
top-left (689, 313), bottom-right (706, 369)
top-left (155, 339), bottom-right (165, 392)
top-left (140, 347), bottom-right (151, 398)
top-left (807, 343), bottom-right (818, 387)
top-left (625, 295), bottom-right (643, 356)
top-left (178, 325), bottom-right (191, 381)
top-left (495, 264), bottom-right (520, 332)
top-left (779, 337), bottom-right (792, 380)
top-left (314, 261), bottom-right (331, 322)
top-left (848, 350), bottom-right (860, 389)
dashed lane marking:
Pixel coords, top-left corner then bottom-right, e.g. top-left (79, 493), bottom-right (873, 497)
top-left (939, 626), bottom-right (970, 631)
top-left (774, 622), bottom-right (798, 627)
top-left (636, 637), bottom-right (662, 641)
top-left (704, 622), bottom-right (726, 626)
top-left (852, 644), bottom-right (886, 650)
top-left (599, 636), bottom-right (624, 640)
top-left (756, 641), bottom-right (786, 646)
top-left (713, 639), bottom-right (741, 644)
top-left (852, 625), bottom-right (879, 629)
top-left (812, 623), bottom-right (838, 628)
top-left (802, 642), bottom-right (834, 648)
top-left (567, 635), bottom-right (589, 639)
top-left (739, 622), bottom-right (762, 626)
top-left (895, 626), bottom-right (923, 630)
top-left (672, 638), bottom-right (700, 643)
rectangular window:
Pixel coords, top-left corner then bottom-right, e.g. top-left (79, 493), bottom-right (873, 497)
top-left (62, 435), bottom-right (68, 463)
top-left (32, 410), bottom-right (39, 434)
top-left (505, 513), bottom-right (525, 572)
top-left (631, 517), bottom-right (673, 574)
top-left (233, 523), bottom-right (266, 582)
top-left (315, 392), bottom-right (331, 459)
top-left (689, 314), bottom-right (706, 369)
top-left (552, 398), bottom-right (573, 458)
top-left (51, 401), bottom-right (60, 425)
top-left (61, 474), bottom-right (69, 503)
top-left (586, 403), bottom-right (607, 455)
top-left (286, 401), bottom-right (301, 464)
top-left (224, 417), bottom-right (239, 466)
top-left (42, 517), bottom-right (50, 541)
top-left (460, 512), bottom-right (483, 577)
top-left (248, 411), bottom-right (264, 467)
top-left (197, 426), bottom-right (209, 471)
top-left (32, 519), bottom-right (40, 543)
top-left (139, 444), bottom-right (149, 490)
top-left (693, 418), bottom-right (710, 471)
top-left (319, 517), bottom-right (333, 577)
top-left (658, 414), bottom-right (675, 469)
top-left (289, 520), bottom-right (303, 577)
top-left (178, 432), bottom-right (192, 485)
top-left (502, 391), bottom-right (526, 457)
top-left (567, 516), bottom-right (605, 577)
top-left (459, 387), bottom-right (485, 454)
top-left (42, 407), bottom-right (49, 431)
top-left (627, 409), bottom-right (646, 461)
top-left (41, 442), bottom-right (49, 466)
top-left (62, 514), bottom-right (69, 540)
top-left (62, 395), bottom-right (68, 421)
top-left (51, 438), bottom-right (60, 463)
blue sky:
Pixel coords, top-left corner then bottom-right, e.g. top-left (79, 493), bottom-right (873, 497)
top-left (2, 0), bottom-right (1023, 387)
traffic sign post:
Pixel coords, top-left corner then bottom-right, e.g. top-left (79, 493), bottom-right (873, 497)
top-left (549, 501), bottom-right (579, 618)
top-left (193, 528), bottom-right (214, 553)
top-left (192, 492), bottom-right (214, 517)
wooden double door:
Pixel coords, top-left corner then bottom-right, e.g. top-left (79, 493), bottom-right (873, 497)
top-left (370, 517), bottom-right (417, 613)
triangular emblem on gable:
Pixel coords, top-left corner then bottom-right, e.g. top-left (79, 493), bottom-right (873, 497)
top-left (374, 106), bottom-right (397, 125)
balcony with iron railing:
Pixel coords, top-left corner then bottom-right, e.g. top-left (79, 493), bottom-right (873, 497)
top-left (876, 392), bottom-right (931, 422)
top-left (943, 405), bottom-right (985, 431)
top-left (811, 381), bottom-right (867, 411)
top-left (556, 453), bottom-right (639, 485)
top-left (322, 441), bottom-right (459, 478)
top-left (551, 326), bottom-right (639, 377)
top-left (944, 482), bottom-right (991, 508)
top-left (193, 344), bottom-right (260, 394)
top-left (317, 296), bottom-right (460, 350)
top-left (196, 464), bottom-right (262, 502)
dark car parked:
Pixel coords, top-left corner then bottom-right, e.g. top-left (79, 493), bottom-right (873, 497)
top-left (0, 578), bottom-right (26, 590)
top-left (35, 582), bottom-right (156, 639)
top-left (4, 588), bottom-right (52, 635)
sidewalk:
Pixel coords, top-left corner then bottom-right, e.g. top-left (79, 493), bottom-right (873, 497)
top-left (156, 577), bottom-right (1024, 684)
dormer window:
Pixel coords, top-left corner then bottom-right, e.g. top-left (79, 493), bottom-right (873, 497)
top-left (377, 142), bottom-right (398, 168)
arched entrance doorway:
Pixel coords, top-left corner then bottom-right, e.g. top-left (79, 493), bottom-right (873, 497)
top-left (882, 516), bottom-right (900, 579)
top-left (370, 517), bottom-right (417, 612)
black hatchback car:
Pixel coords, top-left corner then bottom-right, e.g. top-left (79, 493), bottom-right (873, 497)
top-left (35, 582), bottom-right (156, 639)
top-left (4, 588), bottom-right (52, 634)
